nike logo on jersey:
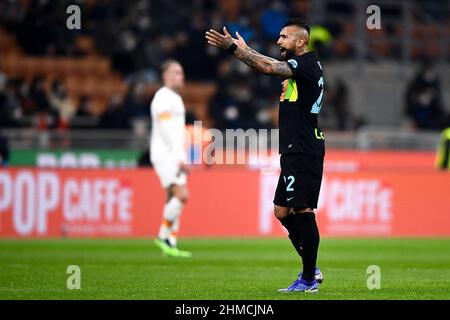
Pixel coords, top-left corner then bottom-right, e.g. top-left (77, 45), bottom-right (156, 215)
top-left (287, 197), bottom-right (295, 202)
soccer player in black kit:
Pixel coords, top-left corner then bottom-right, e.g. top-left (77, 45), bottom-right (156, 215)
top-left (206, 18), bottom-right (324, 293)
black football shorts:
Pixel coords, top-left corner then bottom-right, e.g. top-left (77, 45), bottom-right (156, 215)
top-left (273, 153), bottom-right (324, 209)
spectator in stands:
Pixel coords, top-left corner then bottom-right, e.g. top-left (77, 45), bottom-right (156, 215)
top-left (220, 0), bottom-right (256, 44)
top-left (97, 94), bottom-right (129, 129)
top-left (0, 73), bottom-right (21, 127)
top-left (174, 11), bottom-right (218, 80)
top-left (309, 24), bottom-right (333, 60)
top-left (75, 95), bottom-right (93, 117)
top-left (16, 0), bottom-right (75, 55)
top-left (260, 2), bottom-right (288, 41)
top-left (0, 134), bottom-right (10, 166)
top-left (49, 79), bottom-right (76, 129)
top-left (209, 74), bottom-right (256, 130)
top-left (29, 75), bottom-right (59, 129)
top-left (122, 81), bottom-right (150, 119)
top-left (209, 82), bottom-right (240, 130)
top-left (11, 78), bottom-right (33, 118)
top-left (330, 77), bottom-right (350, 130)
top-left (111, 29), bottom-right (139, 75)
top-left (28, 76), bottom-right (49, 112)
top-left (70, 95), bottom-right (97, 129)
top-left (405, 60), bottom-right (443, 130)
top-left (290, 0), bottom-right (310, 20)
top-left (3, 0), bottom-right (448, 133)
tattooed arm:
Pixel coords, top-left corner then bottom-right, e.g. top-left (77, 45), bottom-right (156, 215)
top-left (232, 46), bottom-right (293, 78)
top-left (233, 31), bottom-right (279, 62)
top-left (205, 27), bottom-right (293, 78)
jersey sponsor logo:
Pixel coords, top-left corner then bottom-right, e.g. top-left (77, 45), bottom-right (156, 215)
top-left (159, 111), bottom-right (172, 120)
top-left (287, 59), bottom-right (298, 69)
top-left (287, 197), bottom-right (295, 202)
top-left (314, 128), bottom-right (325, 140)
top-left (279, 79), bottom-right (298, 102)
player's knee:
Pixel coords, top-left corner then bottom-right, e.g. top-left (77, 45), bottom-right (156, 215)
top-left (173, 188), bottom-right (189, 203)
top-left (292, 206), bottom-right (314, 214)
top-left (274, 205), bottom-right (290, 220)
top-left (177, 193), bottom-right (188, 203)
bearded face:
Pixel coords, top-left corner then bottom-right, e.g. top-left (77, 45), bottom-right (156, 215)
top-left (279, 46), bottom-right (296, 61)
top-left (277, 26), bottom-right (307, 60)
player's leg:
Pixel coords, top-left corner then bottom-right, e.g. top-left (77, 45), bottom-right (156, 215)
top-left (167, 183), bottom-right (191, 257)
top-left (274, 172), bottom-right (315, 292)
top-left (274, 205), bottom-right (304, 258)
top-left (275, 204), bottom-right (321, 292)
top-left (154, 161), bottom-right (191, 257)
top-left (157, 184), bottom-right (187, 241)
top-left (273, 159), bottom-right (305, 259)
top-left (155, 183), bottom-right (191, 257)
top-left (287, 154), bottom-right (323, 285)
top-left (157, 187), bottom-right (180, 244)
top-left (166, 184), bottom-right (188, 248)
top-left (291, 206), bottom-right (320, 284)
top-left (169, 216), bottom-right (180, 247)
top-left (275, 154), bottom-right (323, 292)
top-left (157, 189), bottom-right (172, 243)
top-left (275, 205), bottom-right (322, 283)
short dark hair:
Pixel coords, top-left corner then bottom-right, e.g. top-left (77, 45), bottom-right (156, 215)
top-left (161, 59), bottom-right (180, 74)
top-left (284, 17), bottom-right (310, 35)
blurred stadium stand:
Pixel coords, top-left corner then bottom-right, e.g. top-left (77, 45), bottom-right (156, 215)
top-left (0, 0), bottom-right (449, 152)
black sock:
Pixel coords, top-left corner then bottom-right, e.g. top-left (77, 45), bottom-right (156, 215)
top-left (279, 213), bottom-right (304, 258)
top-left (291, 212), bottom-right (320, 282)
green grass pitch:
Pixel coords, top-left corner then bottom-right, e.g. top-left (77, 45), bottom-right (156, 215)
top-left (0, 238), bottom-right (449, 300)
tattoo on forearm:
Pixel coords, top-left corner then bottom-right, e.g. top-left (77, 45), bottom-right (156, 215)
top-left (247, 47), bottom-right (259, 55)
top-left (234, 47), bottom-right (268, 73)
top-left (247, 47), bottom-right (278, 62)
top-left (234, 47), bottom-right (293, 78)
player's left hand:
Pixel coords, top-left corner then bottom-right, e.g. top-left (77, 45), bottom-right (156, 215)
top-left (234, 30), bottom-right (248, 50)
top-left (205, 27), bottom-right (235, 51)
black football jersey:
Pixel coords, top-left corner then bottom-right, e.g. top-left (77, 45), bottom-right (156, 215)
top-left (278, 51), bottom-right (325, 156)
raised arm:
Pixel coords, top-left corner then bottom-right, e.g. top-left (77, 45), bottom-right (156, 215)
top-left (206, 27), bottom-right (293, 79)
top-left (233, 46), bottom-right (293, 78)
top-left (232, 30), bottom-right (279, 62)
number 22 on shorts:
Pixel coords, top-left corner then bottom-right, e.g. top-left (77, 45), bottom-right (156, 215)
top-left (283, 176), bottom-right (295, 191)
